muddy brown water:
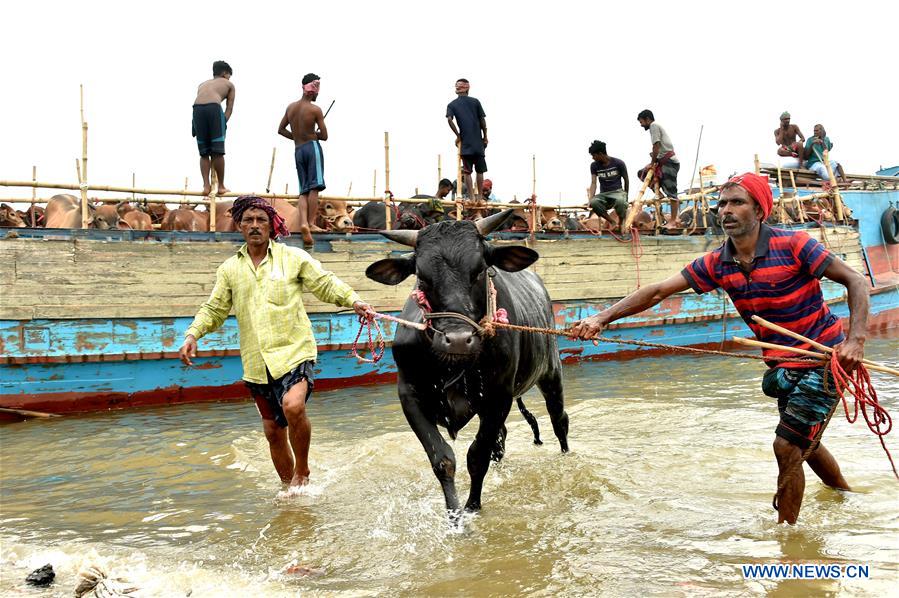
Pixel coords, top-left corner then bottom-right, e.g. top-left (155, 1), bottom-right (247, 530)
top-left (1, 335), bottom-right (897, 596)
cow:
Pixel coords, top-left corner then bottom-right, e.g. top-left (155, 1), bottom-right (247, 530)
top-left (1, 204), bottom-right (27, 227)
top-left (541, 208), bottom-right (565, 232)
top-left (365, 209), bottom-right (570, 515)
top-left (122, 210), bottom-right (153, 230)
top-left (352, 199), bottom-right (445, 231)
top-left (44, 194), bottom-right (122, 229)
top-left (678, 207), bottom-right (723, 233)
top-left (162, 207), bottom-right (208, 231)
top-left (212, 198), bottom-right (298, 233)
top-left (316, 199), bottom-right (354, 232)
top-left (15, 205), bottom-right (45, 227)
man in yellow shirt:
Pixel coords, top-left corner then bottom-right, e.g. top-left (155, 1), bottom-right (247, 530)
top-left (179, 196), bottom-right (373, 489)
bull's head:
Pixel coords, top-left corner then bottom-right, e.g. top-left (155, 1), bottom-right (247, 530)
top-left (366, 209), bottom-right (538, 361)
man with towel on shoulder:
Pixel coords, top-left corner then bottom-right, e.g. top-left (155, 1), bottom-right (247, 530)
top-left (192, 60), bottom-right (235, 196)
top-left (279, 73), bottom-right (328, 247)
top-left (180, 196), bottom-right (374, 491)
top-left (570, 173), bottom-right (869, 525)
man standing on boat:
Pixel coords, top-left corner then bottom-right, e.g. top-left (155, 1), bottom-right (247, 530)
top-left (637, 109), bottom-right (680, 232)
top-left (446, 78), bottom-right (488, 199)
top-left (570, 172), bottom-right (869, 525)
top-left (192, 60), bottom-right (235, 196)
top-left (774, 111), bottom-right (805, 168)
top-left (804, 124), bottom-right (847, 183)
top-left (278, 73), bottom-right (328, 247)
top-left (587, 140), bottom-right (629, 234)
top-left (179, 195), bottom-right (374, 490)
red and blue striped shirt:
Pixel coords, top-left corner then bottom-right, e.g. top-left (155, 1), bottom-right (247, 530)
top-left (682, 225), bottom-right (843, 368)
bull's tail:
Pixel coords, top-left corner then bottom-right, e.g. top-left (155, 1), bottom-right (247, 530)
top-left (516, 397), bottom-right (542, 445)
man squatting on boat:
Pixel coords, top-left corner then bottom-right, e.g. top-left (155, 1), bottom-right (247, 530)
top-left (179, 195), bottom-right (374, 489)
top-left (570, 172), bottom-right (870, 524)
top-left (192, 60), bottom-right (235, 196)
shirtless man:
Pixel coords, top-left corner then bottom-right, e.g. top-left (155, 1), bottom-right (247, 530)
top-left (192, 60), bottom-right (235, 196)
top-left (774, 111), bottom-right (805, 168)
top-left (278, 73), bottom-right (328, 247)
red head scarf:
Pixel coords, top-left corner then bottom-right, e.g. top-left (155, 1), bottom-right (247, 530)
top-left (231, 196), bottom-right (290, 238)
top-left (726, 173), bottom-right (773, 219)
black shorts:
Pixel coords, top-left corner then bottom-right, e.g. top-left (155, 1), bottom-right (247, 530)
top-left (462, 154), bottom-right (488, 174)
top-left (245, 361), bottom-right (315, 428)
top-left (192, 103), bottom-right (226, 156)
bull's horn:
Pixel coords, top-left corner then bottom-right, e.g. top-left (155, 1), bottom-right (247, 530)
top-left (380, 229), bottom-right (418, 247)
top-left (476, 208), bottom-right (515, 236)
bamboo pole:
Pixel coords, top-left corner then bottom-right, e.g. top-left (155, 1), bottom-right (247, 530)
top-left (0, 406), bottom-right (59, 419)
top-left (751, 314), bottom-right (898, 375)
top-left (623, 169), bottom-right (653, 229)
top-left (182, 177), bottom-right (188, 202)
top-left (823, 149), bottom-right (845, 221)
top-left (80, 86), bottom-right (89, 230)
top-left (531, 154), bottom-right (536, 198)
top-left (347, 182), bottom-right (352, 196)
top-left (754, 153), bottom-right (760, 175)
top-left (456, 146), bottom-right (463, 199)
top-left (266, 147), bottom-right (276, 193)
top-left (776, 162), bottom-right (786, 221)
top-left (372, 169), bottom-right (377, 199)
top-left (384, 132), bottom-right (391, 229)
top-left (789, 170), bottom-right (806, 223)
top-left (437, 154), bottom-right (442, 184)
top-left (733, 336), bottom-right (899, 376)
top-left (30, 166), bottom-right (37, 226)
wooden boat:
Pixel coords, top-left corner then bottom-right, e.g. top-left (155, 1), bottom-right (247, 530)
top-left (1, 183), bottom-right (897, 416)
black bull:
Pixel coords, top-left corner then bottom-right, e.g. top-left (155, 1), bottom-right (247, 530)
top-left (365, 209), bottom-right (569, 514)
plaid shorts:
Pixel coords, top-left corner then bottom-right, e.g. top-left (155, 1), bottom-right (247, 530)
top-left (245, 361), bottom-right (315, 428)
top-left (762, 367), bottom-right (838, 449)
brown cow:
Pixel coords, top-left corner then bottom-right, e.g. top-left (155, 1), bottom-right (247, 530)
top-left (316, 199), bottom-right (354, 232)
top-left (16, 206), bottom-right (45, 227)
top-left (541, 208), bottom-right (565, 232)
top-left (44, 195), bottom-right (122, 229)
top-left (162, 207), bottom-right (209, 231)
top-left (122, 210), bottom-right (153, 230)
top-left (1, 204), bottom-right (27, 227)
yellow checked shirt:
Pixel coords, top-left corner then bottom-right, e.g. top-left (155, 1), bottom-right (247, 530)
top-left (185, 241), bottom-right (361, 383)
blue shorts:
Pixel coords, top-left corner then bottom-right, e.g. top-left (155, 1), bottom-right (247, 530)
top-left (295, 140), bottom-right (326, 195)
top-left (762, 367), bottom-right (838, 449)
top-left (192, 103), bottom-right (226, 156)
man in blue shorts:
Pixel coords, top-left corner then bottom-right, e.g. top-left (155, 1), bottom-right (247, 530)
top-left (571, 173), bottom-right (869, 524)
top-left (446, 78), bottom-right (488, 199)
top-left (192, 60), bottom-right (235, 195)
top-left (279, 73), bottom-right (328, 247)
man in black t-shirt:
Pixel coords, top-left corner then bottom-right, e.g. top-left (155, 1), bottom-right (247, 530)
top-left (446, 78), bottom-right (488, 199)
top-left (587, 140), bottom-right (629, 233)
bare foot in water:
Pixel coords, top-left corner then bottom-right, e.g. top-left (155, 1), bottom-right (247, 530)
top-left (289, 472), bottom-right (310, 487)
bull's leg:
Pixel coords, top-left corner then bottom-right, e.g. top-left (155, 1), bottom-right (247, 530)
top-left (516, 397), bottom-right (543, 445)
top-left (399, 390), bottom-right (460, 513)
top-left (465, 397), bottom-right (513, 511)
top-left (537, 370), bottom-right (569, 453)
top-left (490, 423), bottom-right (508, 462)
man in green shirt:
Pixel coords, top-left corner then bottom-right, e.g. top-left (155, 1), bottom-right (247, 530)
top-left (803, 124), bottom-right (847, 183)
top-left (179, 196), bottom-right (373, 490)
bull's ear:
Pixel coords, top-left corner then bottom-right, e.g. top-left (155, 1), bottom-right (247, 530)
top-left (366, 254), bottom-right (416, 285)
top-left (487, 245), bottom-right (538, 272)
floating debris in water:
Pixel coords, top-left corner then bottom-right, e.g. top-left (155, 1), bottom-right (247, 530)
top-left (26, 563), bottom-right (55, 586)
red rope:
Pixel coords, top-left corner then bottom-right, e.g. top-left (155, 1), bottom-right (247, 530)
top-left (350, 315), bottom-right (386, 363)
top-left (828, 353), bottom-right (898, 479)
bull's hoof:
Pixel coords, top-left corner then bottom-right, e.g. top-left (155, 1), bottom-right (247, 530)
top-left (560, 445), bottom-right (570, 453)
top-left (464, 501), bottom-right (482, 512)
top-left (533, 438), bottom-right (544, 446)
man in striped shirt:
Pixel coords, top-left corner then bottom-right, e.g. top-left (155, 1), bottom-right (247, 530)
top-left (179, 196), bottom-right (373, 490)
top-left (570, 173), bottom-right (869, 524)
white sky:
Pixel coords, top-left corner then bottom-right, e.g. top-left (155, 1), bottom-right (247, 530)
top-left (2, 1), bottom-right (897, 207)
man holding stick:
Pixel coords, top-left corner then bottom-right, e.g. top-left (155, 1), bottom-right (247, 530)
top-left (179, 196), bottom-right (374, 490)
top-left (279, 73), bottom-right (328, 247)
top-left (570, 173), bottom-right (870, 524)
top-left (637, 109), bottom-right (680, 232)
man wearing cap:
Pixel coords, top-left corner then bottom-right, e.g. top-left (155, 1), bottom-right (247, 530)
top-left (570, 173), bottom-right (870, 525)
top-left (446, 78), bottom-right (488, 199)
top-left (179, 196), bottom-right (374, 491)
top-left (774, 112), bottom-right (805, 169)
